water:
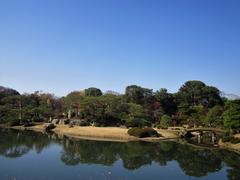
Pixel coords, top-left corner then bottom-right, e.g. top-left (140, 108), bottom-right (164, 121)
top-left (0, 128), bottom-right (239, 180)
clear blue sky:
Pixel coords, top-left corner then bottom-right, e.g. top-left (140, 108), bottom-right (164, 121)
top-left (0, 0), bottom-right (240, 96)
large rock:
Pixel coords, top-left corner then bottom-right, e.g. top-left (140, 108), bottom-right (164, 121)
top-left (43, 123), bottom-right (56, 131)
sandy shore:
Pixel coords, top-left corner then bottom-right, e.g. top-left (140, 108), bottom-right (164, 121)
top-left (11, 124), bottom-right (179, 142)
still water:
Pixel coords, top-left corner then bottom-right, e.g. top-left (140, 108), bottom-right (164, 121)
top-left (0, 128), bottom-right (239, 180)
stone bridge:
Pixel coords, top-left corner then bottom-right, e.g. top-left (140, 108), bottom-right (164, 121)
top-left (186, 128), bottom-right (226, 145)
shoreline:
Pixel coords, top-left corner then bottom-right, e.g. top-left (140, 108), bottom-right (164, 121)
top-left (9, 124), bottom-right (179, 142)
top-left (3, 124), bottom-right (240, 153)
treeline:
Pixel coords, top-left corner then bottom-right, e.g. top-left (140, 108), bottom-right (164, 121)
top-left (0, 81), bottom-right (239, 131)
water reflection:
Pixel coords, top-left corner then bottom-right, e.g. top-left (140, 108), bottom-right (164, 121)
top-left (0, 128), bottom-right (239, 179)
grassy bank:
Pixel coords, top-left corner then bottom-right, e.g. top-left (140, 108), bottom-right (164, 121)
top-left (10, 123), bottom-right (179, 142)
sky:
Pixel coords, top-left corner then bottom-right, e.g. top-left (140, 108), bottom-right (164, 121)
top-left (0, 0), bottom-right (240, 96)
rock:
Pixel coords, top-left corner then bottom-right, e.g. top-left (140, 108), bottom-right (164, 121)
top-left (69, 122), bottom-right (74, 128)
top-left (52, 119), bottom-right (59, 124)
top-left (79, 120), bottom-right (89, 126)
top-left (72, 119), bottom-right (81, 126)
top-left (43, 123), bottom-right (56, 131)
top-left (182, 124), bottom-right (190, 129)
top-left (178, 129), bottom-right (188, 138)
top-left (58, 119), bottom-right (69, 125)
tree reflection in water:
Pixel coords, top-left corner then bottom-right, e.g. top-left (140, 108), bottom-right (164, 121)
top-left (0, 128), bottom-right (239, 179)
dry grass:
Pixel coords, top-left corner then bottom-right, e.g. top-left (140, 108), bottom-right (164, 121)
top-left (219, 139), bottom-right (240, 154)
top-left (18, 124), bottom-right (178, 141)
top-left (53, 125), bottom-right (137, 141)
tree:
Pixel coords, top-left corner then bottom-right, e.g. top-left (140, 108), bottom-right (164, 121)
top-left (223, 100), bottom-right (240, 131)
top-left (176, 81), bottom-right (222, 108)
top-left (155, 88), bottom-right (177, 115)
top-left (160, 115), bottom-right (172, 128)
top-left (85, 87), bottom-right (102, 97)
top-left (0, 95), bottom-right (22, 124)
top-left (0, 86), bottom-right (20, 101)
top-left (125, 85), bottom-right (153, 105)
top-left (62, 91), bottom-right (85, 116)
top-left (124, 103), bottom-right (150, 127)
top-left (205, 105), bottom-right (224, 127)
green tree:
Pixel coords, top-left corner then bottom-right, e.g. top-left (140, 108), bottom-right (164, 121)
top-left (125, 85), bottom-right (153, 105)
top-left (160, 115), bottom-right (172, 128)
top-left (125, 103), bottom-right (150, 127)
top-left (0, 86), bottom-right (20, 101)
top-left (85, 87), bottom-right (102, 97)
top-left (205, 105), bottom-right (224, 127)
top-left (176, 81), bottom-right (222, 108)
top-left (155, 88), bottom-right (177, 115)
top-left (223, 100), bottom-right (240, 131)
top-left (61, 91), bottom-right (85, 116)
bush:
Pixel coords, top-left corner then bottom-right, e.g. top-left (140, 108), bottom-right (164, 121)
top-left (79, 120), bottom-right (90, 126)
top-left (125, 118), bottom-right (150, 128)
top-left (23, 122), bottom-right (34, 127)
top-left (230, 138), bottom-right (240, 144)
top-left (160, 115), bottom-right (172, 128)
top-left (221, 131), bottom-right (240, 144)
top-left (7, 119), bottom-right (20, 126)
top-left (156, 124), bottom-right (168, 129)
top-left (128, 127), bottom-right (159, 138)
top-left (222, 131), bottom-right (232, 142)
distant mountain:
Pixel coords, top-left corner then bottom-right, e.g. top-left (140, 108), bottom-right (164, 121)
top-left (220, 92), bottom-right (240, 100)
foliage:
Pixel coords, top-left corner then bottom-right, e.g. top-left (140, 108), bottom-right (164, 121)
top-left (176, 81), bottom-right (222, 108)
top-left (155, 88), bottom-right (177, 115)
top-left (0, 86), bottom-right (20, 101)
top-left (125, 85), bottom-right (153, 105)
top-left (128, 127), bottom-right (159, 138)
top-left (223, 100), bottom-right (240, 131)
top-left (7, 119), bottom-right (20, 126)
top-left (79, 120), bottom-right (90, 126)
top-left (61, 91), bottom-right (84, 115)
top-left (0, 92), bottom-right (59, 125)
top-left (222, 131), bottom-right (240, 144)
top-left (0, 81), bottom-right (239, 132)
top-left (160, 115), bottom-right (172, 128)
top-left (205, 105), bottom-right (224, 127)
top-left (85, 87), bottom-right (102, 97)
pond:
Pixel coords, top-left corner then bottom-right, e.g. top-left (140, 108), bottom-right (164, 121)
top-left (0, 128), bottom-right (239, 180)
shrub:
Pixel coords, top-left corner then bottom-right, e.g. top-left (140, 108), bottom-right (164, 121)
top-left (222, 135), bottom-right (232, 142)
top-left (230, 138), bottom-right (240, 144)
top-left (79, 120), bottom-right (90, 126)
top-left (125, 118), bottom-right (150, 128)
top-left (128, 127), bottom-right (159, 138)
top-left (93, 122), bottom-right (101, 127)
top-left (23, 122), bottom-right (34, 127)
top-left (221, 131), bottom-right (240, 144)
top-left (7, 119), bottom-right (20, 126)
top-left (160, 115), bottom-right (172, 128)
top-left (156, 124), bottom-right (168, 129)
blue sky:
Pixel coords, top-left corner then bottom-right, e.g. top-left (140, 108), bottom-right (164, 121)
top-left (0, 0), bottom-right (240, 96)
